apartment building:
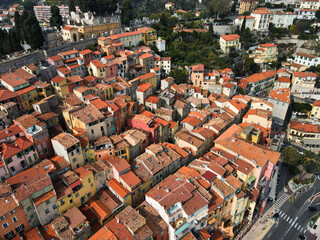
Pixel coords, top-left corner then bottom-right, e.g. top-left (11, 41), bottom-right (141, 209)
top-left (250, 43), bottom-right (278, 64)
top-left (219, 34), bottom-right (241, 53)
top-left (291, 71), bottom-right (317, 93)
top-left (239, 0), bottom-right (258, 14)
top-left (294, 52), bottom-right (320, 68)
top-left (52, 132), bottom-right (85, 170)
top-left (251, 8), bottom-right (272, 31)
top-left (287, 121), bottom-right (320, 148)
top-left (246, 70), bottom-right (277, 95)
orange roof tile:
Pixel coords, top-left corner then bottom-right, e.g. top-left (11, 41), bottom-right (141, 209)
top-left (221, 34), bottom-right (240, 41)
top-left (290, 121), bottom-right (320, 133)
top-left (268, 88), bottom-right (290, 103)
top-left (107, 178), bottom-right (130, 198)
top-left (246, 70), bottom-right (276, 83)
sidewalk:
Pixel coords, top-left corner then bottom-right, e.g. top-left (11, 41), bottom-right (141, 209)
top-left (242, 205), bottom-right (276, 240)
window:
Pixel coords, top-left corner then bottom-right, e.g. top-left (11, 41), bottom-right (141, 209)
top-left (75, 193), bottom-right (79, 198)
top-left (45, 199), bottom-right (50, 205)
top-left (88, 178), bottom-right (91, 183)
top-left (12, 217), bottom-right (18, 223)
top-left (30, 214), bottom-right (34, 219)
top-left (45, 209), bottom-right (50, 214)
top-left (2, 222), bottom-right (9, 229)
top-left (4, 231), bottom-right (14, 239)
top-left (0, 216), bottom-right (4, 221)
top-left (60, 200), bottom-right (65, 206)
top-left (9, 210), bottom-right (14, 215)
top-left (87, 192), bottom-right (91, 198)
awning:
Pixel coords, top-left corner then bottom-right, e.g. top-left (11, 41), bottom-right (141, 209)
top-left (69, 179), bottom-right (82, 189)
top-left (247, 176), bottom-right (256, 185)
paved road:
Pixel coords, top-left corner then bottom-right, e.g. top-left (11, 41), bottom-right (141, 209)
top-left (263, 179), bottom-right (320, 240)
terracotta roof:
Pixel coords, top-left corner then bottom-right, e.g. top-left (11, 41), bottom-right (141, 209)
top-left (277, 77), bottom-right (290, 83)
top-left (107, 156), bottom-right (130, 173)
top-left (290, 121), bottom-right (320, 133)
top-left (24, 228), bottom-right (43, 240)
top-left (79, 49), bottom-right (92, 55)
top-left (181, 116), bottom-right (202, 127)
top-left (47, 55), bottom-right (63, 62)
top-left (51, 75), bottom-right (65, 83)
top-left (259, 43), bottom-right (277, 49)
top-left (75, 167), bottom-right (92, 179)
top-left (137, 82), bottom-right (152, 92)
top-left (89, 226), bottom-right (117, 240)
top-left (268, 88), bottom-right (290, 103)
top-left (295, 52), bottom-right (318, 59)
top-left (214, 124), bottom-right (280, 167)
top-left (57, 67), bottom-right (71, 75)
top-left (64, 93), bottom-right (82, 106)
top-left (90, 59), bottom-right (105, 68)
top-left (252, 7), bottom-right (271, 14)
top-left (108, 31), bottom-right (141, 40)
top-left (63, 206), bottom-right (87, 229)
top-left (0, 72), bottom-right (28, 87)
top-left (0, 88), bottom-right (18, 101)
top-left (52, 132), bottom-right (79, 148)
top-left (88, 199), bottom-right (112, 221)
top-left (190, 64), bottom-right (204, 71)
top-left (293, 71), bottom-right (317, 78)
top-left (140, 53), bottom-right (153, 59)
top-left (71, 105), bottom-right (104, 124)
top-left (246, 70), bottom-right (276, 83)
top-left (59, 49), bottom-right (78, 56)
top-left (107, 178), bottom-right (130, 198)
top-left (106, 218), bottom-right (135, 239)
top-left (237, 15), bottom-right (255, 19)
top-left (33, 189), bottom-right (56, 206)
top-left (145, 95), bottom-right (160, 103)
top-left (220, 34), bottom-right (240, 41)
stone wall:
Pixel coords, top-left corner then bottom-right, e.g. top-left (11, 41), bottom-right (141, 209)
top-left (0, 38), bottom-right (97, 74)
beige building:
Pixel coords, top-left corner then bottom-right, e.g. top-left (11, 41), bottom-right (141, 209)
top-left (62, 22), bottom-right (120, 42)
top-left (310, 101), bottom-right (320, 119)
top-left (250, 43), bottom-right (278, 63)
top-left (52, 132), bottom-right (85, 170)
top-left (220, 34), bottom-right (241, 53)
top-left (239, 0), bottom-right (258, 14)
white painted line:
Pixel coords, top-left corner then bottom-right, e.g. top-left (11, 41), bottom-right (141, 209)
top-left (286, 216), bottom-right (290, 222)
top-left (289, 218), bottom-right (293, 224)
top-left (297, 225), bottom-right (301, 231)
top-left (280, 212), bottom-right (284, 217)
top-left (294, 222), bottom-right (298, 228)
top-left (304, 229), bottom-right (307, 234)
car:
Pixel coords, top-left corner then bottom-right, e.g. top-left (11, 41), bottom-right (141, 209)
top-left (272, 213), bottom-right (279, 220)
top-left (313, 224), bottom-right (318, 230)
top-left (308, 206), bottom-right (317, 211)
top-left (298, 234), bottom-right (306, 240)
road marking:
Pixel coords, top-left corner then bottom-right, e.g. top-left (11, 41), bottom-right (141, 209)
top-left (280, 212), bottom-right (284, 217)
top-left (289, 218), bottom-right (292, 224)
top-left (286, 216), bottom-right (290, 222)
top-left (294, 223), bottom-right (298, 228)
top-left (304, 229), bottom-right (306, 234)
top-left (297, 225), bottom-right (301, 231)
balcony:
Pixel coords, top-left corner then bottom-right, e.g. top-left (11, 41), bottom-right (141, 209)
top-left (174, 218), bottom-right (190, 237)
top-left (26, 125), bottom-right (42, 136)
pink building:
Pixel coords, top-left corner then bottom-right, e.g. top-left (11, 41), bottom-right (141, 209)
top-left (107, 157), bottom-right (131, 182)
top-left (127, 114), bottom-right (159, 143)
top-left (0, 137), bottom-right (39, 180)
top-left (105, 62), bottom-right (118, 78)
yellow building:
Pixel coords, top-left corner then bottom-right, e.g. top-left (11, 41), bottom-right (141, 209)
top-left (239, 0), bottom-right (258, 14)
top-left (96, 83), bottom-right (114, 100)
top-left (249, 43), bottom-right (278, 64)
top-left (311, 101), bottom-right (320, 119)
top-left (138, 27), bottom-right (157, 44)
top-left (88, 59), bottom-right (106, 78)
top-left (133, 72), bottom-right (157, 90)
top-left (168, 121), bottom-right (179, 141)
top-left (34, 81), bottom-right (54, 99)
top-left (51, 75), bottom-right (69, 98)
top-left (56, 168), bottom-right (96, 214)
top-left (220, 34), bottom-right (241, 53)
top-left (235, 158), bottom-right (255, 190)
top-left (287, 121), bottom-right (320, 146)
top-left (62, 23), bottom-right (120, 42)
top-left (16, 85), bottom-right (39, 112)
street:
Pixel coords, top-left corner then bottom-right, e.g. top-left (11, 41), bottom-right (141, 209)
top-left (263, 178), bottom-right (320, 240)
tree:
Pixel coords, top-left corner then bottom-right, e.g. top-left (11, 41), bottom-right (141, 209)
top-left (208, 0), bottom-right (232, 18)
top-left (208, 23), bottom-right (213, 36)
top-left (22, 13), bottom-right (44, 49)
top-left (69, 0), bottom-right (76, 12)
top-left (169, 68), bottom-right (188, 84)
top-left (14, 11), bottom-right (21, 42)
top-left (240, 16), bottom-right (246, 37)
top-left (50, 5), bottom-right (63, 30)
top-left (316, 10), bottom-right (320, 19)
top-left (121, 0), bottom-right (133, 26)
top-left (282, 146), bottom-right (302, 165)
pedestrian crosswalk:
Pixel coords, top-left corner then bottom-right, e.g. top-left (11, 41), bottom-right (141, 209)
top-left (274, 193), bottom-right (290, 211)
top-left (277, 210), bottom-right (307, 234)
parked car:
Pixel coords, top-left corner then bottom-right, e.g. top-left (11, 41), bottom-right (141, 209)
top-left (308, 206), bottom-right (317, 211)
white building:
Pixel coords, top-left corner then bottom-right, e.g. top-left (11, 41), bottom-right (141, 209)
top-left (268, 88), bottom-right (290, 127)
top-left (156, 38), bottom-right (166, 52)
top-left (294, 52), bottom-right (320, 67)
top-left (154, 56), bottom-right (172, 75)
top-left (272, 12), bottom-right (297, 28)
top-left (251, 8), bottom-right (272, 31)
top-left (300, 0), bottom-right (320, 9)
top-left (234, 15), bottom-right (255, 31)
top-left (145, 175), bottom-right (209, 240)
top-left (295, 8), bottom-right (317, 20)
top-left (291, 71), bottom-right (317, 93)
top-left (34, 5), bottom-right (79, 21)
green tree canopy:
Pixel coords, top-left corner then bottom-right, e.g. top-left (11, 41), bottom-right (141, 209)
top-left (121, 0), bottom-right (133, 26)
top-left (50, 5), bottom-right (63, 30)
top-left (282, 146), bottom-right (302, 165)
top-left (69, 0), bottom-right (76, 12)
